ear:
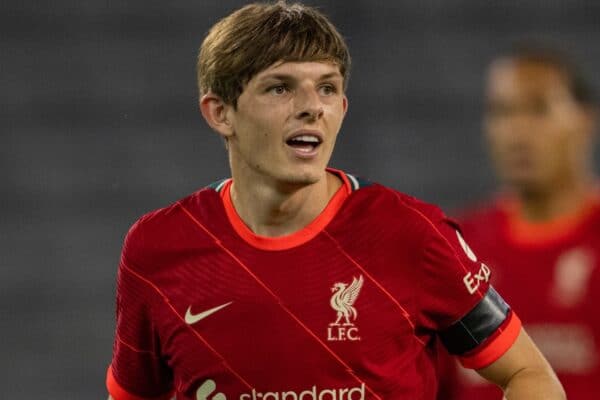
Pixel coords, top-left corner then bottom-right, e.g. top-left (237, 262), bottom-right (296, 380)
top-left (199, 92), bottom-right (235, 140)
top-left (584, 104), bottom-right (598, 138)
top-left (573, 103), bottom-right (598, 144)
top-left (342, 95), bottom-right (349, 116)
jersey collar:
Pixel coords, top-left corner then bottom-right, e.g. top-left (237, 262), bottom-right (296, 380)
top-left (219, 168), bottom-right (352, 251)
top-left (500, 189), bottom-right (600, 246)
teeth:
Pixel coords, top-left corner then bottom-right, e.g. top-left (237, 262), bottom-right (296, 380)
top-left (291, 135), bottom-right (320, 143)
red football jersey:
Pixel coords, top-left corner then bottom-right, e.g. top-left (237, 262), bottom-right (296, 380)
top-left (451, 193), bottom-right (600, 399)
top-left (107, 170), bottom-right (521, 400)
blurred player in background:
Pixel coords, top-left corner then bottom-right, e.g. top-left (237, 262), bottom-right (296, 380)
top-left (447, 44), bottom-right (600, 399)
top-left (106, 3), bottom-right (565, 399)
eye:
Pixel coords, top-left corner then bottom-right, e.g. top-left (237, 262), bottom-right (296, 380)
top-left (319, 84), bottom-right (337, 96)
top-left (267, 84), bottom-right (289, 95)
top-left (529, 99), bottom-right (550, 116)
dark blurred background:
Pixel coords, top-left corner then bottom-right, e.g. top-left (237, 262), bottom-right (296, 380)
top-left (2, 0), bottom-right (599, 398)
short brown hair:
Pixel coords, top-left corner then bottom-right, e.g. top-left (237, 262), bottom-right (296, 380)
top-left (197, 1), bottom-right (351, 107)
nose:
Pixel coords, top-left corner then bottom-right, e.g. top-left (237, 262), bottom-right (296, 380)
top-left (298, 107), bottom-right (324, 121)
top-left (294, 86), bottom-right (324, 121)
top-left (503, 114), bottom-right (536, 144)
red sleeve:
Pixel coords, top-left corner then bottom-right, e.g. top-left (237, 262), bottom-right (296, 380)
top-left (416, 213), bottom-right (521, 370)
top-left (458, 311), bottom-right (521, 369)
top-left (107, 222), bottom-right (174, 400)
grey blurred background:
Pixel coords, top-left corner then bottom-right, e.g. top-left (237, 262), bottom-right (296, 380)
top-left (2, 0), bottom-right (600, 398)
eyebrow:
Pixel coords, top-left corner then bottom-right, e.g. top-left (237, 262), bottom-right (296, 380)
top-left (258, 72), bottom-right (343, 82)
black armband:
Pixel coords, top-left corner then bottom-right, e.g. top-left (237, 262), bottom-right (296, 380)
top-left (439, 286), bottom-right (510, 355)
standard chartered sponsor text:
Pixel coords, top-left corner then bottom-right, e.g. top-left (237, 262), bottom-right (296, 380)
top-left (238, 383), bottom-right (365, 400)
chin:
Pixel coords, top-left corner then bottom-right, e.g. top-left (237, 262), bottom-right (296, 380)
top-left (508, 177), bottom-right (547, 195)
top-left (277, 167), bottom-right (324, 187)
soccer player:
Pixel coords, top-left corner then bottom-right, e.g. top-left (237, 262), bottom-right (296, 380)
top-left (106, 3), bottom-right (565, 400)
top-left (448, 45), bottom-right (600, 399)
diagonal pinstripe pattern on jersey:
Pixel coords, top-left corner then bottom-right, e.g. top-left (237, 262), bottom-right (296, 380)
top-left (322, 230), bottom-right (427, 346)
top-left (178, 201), bottom-right (383, 400)
top-left (120, 260), bottom-right (254, 391)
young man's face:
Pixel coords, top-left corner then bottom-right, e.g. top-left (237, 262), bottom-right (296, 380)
top-left (225, 61), bottom-right (348, 186)
top-left (484, 59), bottom-right (593, 194)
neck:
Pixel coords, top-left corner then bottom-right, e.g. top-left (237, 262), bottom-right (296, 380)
top-left (516, 175), bottom-right (595, 222)
top-left (228, 168), bottom-right (342, 238)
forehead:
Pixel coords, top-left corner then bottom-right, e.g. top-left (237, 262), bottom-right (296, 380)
top-left (251, 61), bottom-right (343, 82)
top-left (486, 59), bottom-right (569, 100)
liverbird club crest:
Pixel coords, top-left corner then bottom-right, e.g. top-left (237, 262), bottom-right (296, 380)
top-left (327, 275), bottom-right (364, 342)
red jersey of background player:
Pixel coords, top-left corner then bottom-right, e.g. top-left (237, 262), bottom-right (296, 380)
top-left (106, 170), bottom-right (521, 400)
top-left (441, 43), bottom-right (599, 399)
top-left (452, 193), bottom-right (600, 400)
top-left (454, 193), bottom-right (600, 398)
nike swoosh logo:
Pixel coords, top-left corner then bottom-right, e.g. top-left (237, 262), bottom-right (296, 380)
top-left (185, 302), bottom-right (233, 325)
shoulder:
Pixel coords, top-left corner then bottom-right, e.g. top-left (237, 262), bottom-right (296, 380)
top-left (332, 181), bottom-right (466, 260)
top-left (121, 182), bottom-right (226, 271)
top-left (586, 191), bottom-right (600, 224)
top-left (346, 182), bottom-right (453, 234)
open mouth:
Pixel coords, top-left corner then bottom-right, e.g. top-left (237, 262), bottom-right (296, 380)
top-left (286, 134), bottom-right (322, 153)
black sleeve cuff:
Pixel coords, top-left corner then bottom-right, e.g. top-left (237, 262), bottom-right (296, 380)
top-left (439, 286), bottom-right (510, 355)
